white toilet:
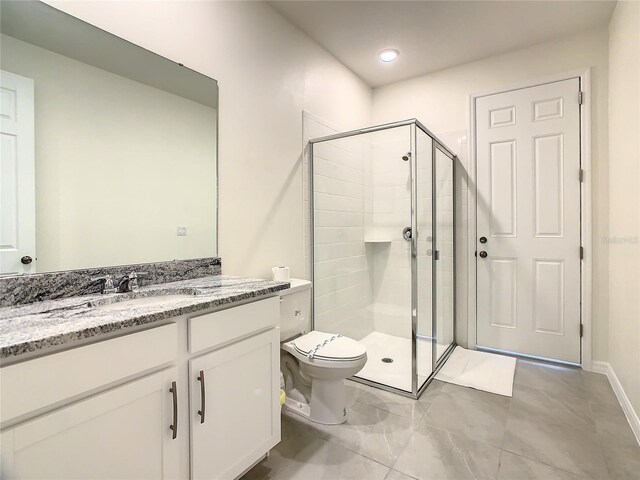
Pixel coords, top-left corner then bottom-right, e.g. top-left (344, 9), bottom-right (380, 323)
top-left (279, 279), bottom-right (367, 425)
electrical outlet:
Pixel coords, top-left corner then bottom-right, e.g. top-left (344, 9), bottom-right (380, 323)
top-left (177, 226), bottom-right (187, 237)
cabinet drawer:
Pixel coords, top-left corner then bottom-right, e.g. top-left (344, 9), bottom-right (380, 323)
top-left (0, 323), bottom-right (177, 425)
top-left (188, 296), bottom-right (279, 353)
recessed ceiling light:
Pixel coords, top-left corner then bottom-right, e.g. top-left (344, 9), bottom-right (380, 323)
top-left (379, 49), bottom-right (399, 63)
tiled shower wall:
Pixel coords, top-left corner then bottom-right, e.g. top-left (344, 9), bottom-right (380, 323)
top-left (366, 128), bottom-right (414, 338)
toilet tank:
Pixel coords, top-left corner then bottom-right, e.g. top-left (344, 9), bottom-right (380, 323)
top-left (279, 279), bottom-right (312, 341)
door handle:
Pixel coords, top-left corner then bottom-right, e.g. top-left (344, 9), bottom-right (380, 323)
top-left (169, 381), bottom-right (178, 439)
top-left (197, 370), bottom-right (206, 424)
top-left (479, 236), bottom-right (487, 244)
top-left (21, 256), bottom-right (33, 265)
top-left (479, 251), bottom-right (488, 258)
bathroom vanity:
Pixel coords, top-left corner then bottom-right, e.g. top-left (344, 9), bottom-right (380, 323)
top-left (0, 274), bottom-right (289, 479)
top-left (0, 3), bottom-right (284, 478)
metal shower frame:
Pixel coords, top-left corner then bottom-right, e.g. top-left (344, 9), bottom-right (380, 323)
top-left (308, 118), bottom-right (457, 399)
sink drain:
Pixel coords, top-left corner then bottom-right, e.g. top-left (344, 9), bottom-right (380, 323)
top-left (381, 357), bottom-right (394, 364)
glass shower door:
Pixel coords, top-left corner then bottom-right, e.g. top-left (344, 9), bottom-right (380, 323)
top-left (434, 144), bottom-right (455, 362)
top-left (415, 128), bottom-right (433, 391)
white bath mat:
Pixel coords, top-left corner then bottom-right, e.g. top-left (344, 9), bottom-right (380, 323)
top-left (435, 346), bottom-right (516, 397)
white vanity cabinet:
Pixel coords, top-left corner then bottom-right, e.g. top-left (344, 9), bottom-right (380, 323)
top-left (190, 328), bottom-right (280, 480)
top-left (0, 294), bottom-right (281, 480)
top-left (0, 368), bottom-right (180, 479)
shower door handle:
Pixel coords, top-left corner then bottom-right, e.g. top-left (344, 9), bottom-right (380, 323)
top-left (402, 226), bottom-right (412, 241)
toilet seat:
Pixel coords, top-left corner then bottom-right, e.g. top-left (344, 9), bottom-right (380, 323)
top-left (292, 330), bottom-right (366, 362)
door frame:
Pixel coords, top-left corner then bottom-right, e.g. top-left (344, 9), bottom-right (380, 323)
top-left (466, 68), bottom-right (593, 371)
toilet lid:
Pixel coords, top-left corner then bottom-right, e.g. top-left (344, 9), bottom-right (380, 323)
top-left (293, 331), bottom-right (366, 360)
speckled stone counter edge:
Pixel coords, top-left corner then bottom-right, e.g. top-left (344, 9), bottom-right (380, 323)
top-left (0, 257), bottom-right (221, 307)
top-left (0, 277), bottom-right (289, 359)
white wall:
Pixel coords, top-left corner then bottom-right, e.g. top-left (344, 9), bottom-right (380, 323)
top-left (607, 0), bottom-right (640, 420)
top-left (372, 28), bottom-right (609, 359)
top-left (45, 0), bottom-right (372, 279)
top-left (1, 34), bottom-right (217, 272)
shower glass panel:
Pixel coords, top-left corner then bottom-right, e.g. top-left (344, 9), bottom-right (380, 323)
top-left (310, 119), bottom-right (455, 398)
top-left (435, 145), bottom-right (455, 361)
top-left (416, 128), bottom-right (433, 391)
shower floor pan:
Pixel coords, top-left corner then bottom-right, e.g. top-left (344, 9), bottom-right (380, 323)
top-left (355, 331), bottom-right (449, 392)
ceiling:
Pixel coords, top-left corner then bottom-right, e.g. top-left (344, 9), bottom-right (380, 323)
top-left (1, 0), bottom-right (218, 108)
top-left (268, 0), bottom-right (616, 88)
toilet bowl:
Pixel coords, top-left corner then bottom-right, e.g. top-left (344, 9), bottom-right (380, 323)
top-left (279, 280), bottom-right (367, 425)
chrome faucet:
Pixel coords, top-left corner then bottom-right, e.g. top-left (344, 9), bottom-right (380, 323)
top-left (91, 274), bottom-right (117, 294)
top-left (117, 271), bottom-right (149, 293)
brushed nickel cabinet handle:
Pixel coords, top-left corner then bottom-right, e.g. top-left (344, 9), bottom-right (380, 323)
top-left (197, 370), bottom-right (206, 424)
top-left (169, 381), bottom-right (178, 439)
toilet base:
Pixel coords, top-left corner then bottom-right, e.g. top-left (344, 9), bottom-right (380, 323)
top-left (309, 377), bottom-right (348, 424)
top-left (280, 341), bottom-right (366, 426)
top-left (282, 379), bottom-right (348, 425)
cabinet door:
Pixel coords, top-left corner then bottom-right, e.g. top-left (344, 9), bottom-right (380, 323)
top-left (190, 328), bottom-right (280, 480)
top-left (1, 368), bottom-right (180, 479)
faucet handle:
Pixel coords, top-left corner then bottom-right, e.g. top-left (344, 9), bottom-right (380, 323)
top-left (126, 271), bottom-right (149, 292)
top-left (91, 275), bottom-right (116, 294)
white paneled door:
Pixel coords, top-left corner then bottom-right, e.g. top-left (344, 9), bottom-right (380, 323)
top-left (0, 70), bottom-right (36, 274)
top-left (475, 78), bottom-right (581, 364)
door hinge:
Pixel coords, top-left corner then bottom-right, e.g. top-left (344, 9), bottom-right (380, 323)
top-left (578, 91), bottom-right (584, 105)
top-left (434, 250), bottom-right (440, 261)
top-left (580, 246), bottom-right (584, 260)
top-left (580, 323), bottom-right (584, 337)
top-left (579, 169), bottom-right (584, 182)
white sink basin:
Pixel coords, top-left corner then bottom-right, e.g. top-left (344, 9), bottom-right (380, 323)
top-left (92, 294), bottom-right (195, 312)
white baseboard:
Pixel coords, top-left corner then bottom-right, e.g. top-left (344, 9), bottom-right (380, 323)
top-left (591, 361), bottom-right (640, 445)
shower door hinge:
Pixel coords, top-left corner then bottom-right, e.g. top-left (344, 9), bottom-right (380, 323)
top-left (434, 250), bottom-right (440, 261)
top-left (580, 246), bottom-right (584, 260)
top-left (579, 169), bottom-right (584, 182)
top-left (580, 323), bottom-right (584, 337)
top-left (578, 91), bottom-right (584, 105)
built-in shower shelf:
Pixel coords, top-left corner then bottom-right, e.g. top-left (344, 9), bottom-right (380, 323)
top-left (364, 235), bottom-right (392, 244)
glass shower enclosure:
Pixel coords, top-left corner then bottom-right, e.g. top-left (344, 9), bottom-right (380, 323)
top-left (309, 119), bottom-right (456, 398)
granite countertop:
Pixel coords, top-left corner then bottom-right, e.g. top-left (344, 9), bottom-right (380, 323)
top-left (0, 275), bottom-right (290, 359)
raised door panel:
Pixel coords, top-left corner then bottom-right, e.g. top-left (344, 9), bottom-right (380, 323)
top-left (489, 140), bottom-right (517, 238)
top-left (190, 328), bottom-right (280, 480)
top-left (489, 258), bottom-right (517, 329)
top-left (0, 368), bottom-right (179, 479)
top-left (533, 260), bottom-right (565, 335)
top-left (533, 134), bottom-right (564, 237)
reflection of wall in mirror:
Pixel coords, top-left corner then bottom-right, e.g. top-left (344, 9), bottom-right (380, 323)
top-left (0, 34), bottom-right (217, 272)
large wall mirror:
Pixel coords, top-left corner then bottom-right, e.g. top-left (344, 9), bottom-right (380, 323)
top-left (0, 1), bottom-right (218, 276)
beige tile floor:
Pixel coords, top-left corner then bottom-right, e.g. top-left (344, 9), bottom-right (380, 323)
top-left (243, 359), bottom-right (640, 480)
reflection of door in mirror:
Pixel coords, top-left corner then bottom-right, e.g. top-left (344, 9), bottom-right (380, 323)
top-left (1, 70), bottom-right (36, 275)
top-left (0, 0), bottom-right (219, 274)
